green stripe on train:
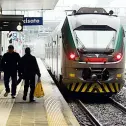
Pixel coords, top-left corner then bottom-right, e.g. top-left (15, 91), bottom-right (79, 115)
top-left (115, 26), bottom-right (124, 52)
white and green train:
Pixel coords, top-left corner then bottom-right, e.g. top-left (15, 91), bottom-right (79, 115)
top-left (45, 7), bottom-right (125, 96)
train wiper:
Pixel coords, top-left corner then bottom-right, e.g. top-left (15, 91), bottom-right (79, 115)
top-left (75, 34), bottom-right (86, 49)
top-left (77, 48), bottom-right (114, 54)
top-left (105, 35), bottom-right (115, 52)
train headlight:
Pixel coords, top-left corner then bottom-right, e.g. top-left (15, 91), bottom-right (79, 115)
top-left (114, 53), bottom-right (122, 61)
top-left (70, 53), bottom-right (75, 59)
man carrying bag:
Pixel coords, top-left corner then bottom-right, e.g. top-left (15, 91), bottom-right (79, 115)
top-left (19, 47), bottom-right (41, 102)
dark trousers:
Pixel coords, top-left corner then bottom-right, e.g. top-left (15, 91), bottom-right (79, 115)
top-left (4, 72), bottom-right (17, 96)
top-left (23, 76), bottom-right (35, 100)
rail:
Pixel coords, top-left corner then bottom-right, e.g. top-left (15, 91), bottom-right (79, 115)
top-left (78, 100), bottom-right (102, 126)
top-left (109, 98), bottom-right (126, 113)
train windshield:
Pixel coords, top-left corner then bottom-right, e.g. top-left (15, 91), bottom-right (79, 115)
top-left (74, 25), bottom-right (116, 52)
top-left (77, 7), bottom-right (107, 14)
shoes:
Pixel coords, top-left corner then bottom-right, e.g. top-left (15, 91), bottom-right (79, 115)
top-left (30, 99), bottom-right (36, 102)
top-left (12, 96), bottom-right (15, 99)
top-left (23, 96), bottom-right (26, 101)
top-left (4, 92), bottom-right (9, 97)
top-left (4, 92), bottom-right (15, 99)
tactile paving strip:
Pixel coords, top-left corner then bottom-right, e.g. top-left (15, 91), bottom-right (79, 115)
top-left (0, 81), bottom-right (22, 126)
top-left (37, 58), bottom-right (80, 126)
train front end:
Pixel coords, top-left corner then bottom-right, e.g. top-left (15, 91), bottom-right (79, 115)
top-left (61, 9), bottom-right (125, 95)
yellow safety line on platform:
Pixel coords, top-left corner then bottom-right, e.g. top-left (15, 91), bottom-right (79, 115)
top-left (37, 59), bottom-right (78, 126)
top-left (45, 96), bottom-right (68, 126)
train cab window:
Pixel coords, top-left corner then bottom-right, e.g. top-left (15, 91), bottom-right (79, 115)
top-left (74, 25), bottom-right (116, 31)
top-left (74, 25), bottom-right (116, 50)
top-left (76, 7), bottom-right (107, 14)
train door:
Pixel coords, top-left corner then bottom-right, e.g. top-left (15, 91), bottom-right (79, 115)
top-left (51, 37), bottom-right (53, 72)
top-left (52, 36), bottom-right (57, 76)
top-left (52, 38), bottom-right (55, 74)
top-left (56, 35), bottom-right (59, 79)
top-left (58, 33), bottom-right (62, 81)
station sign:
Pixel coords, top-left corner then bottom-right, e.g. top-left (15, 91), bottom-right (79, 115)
top-left (0, 15), bottom-right (43, 31)
top-left (0, 15), bottom-right (24, 31)
top-left (23, 17), bottom-right (43, 26)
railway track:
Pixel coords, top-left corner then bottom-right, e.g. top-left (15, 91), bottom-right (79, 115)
top-left (109, 98), bottom-right (126, 113)
top-left (78, 100), bottom-right (102, 126)
top-left (68, 100), bottom-right (102, 126)
top-left (77, 98), bottom-right (126, 126)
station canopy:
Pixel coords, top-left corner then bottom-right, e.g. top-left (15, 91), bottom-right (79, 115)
top-left (0, 0), bottom-right (59, 10)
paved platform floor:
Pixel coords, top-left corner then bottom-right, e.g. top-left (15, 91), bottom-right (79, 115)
top-left (0, 81), bottom-right (4, 94)
top-left (0, 73), bottom-right (5, 94)
top-left (0, 58), bottom-right (79, 126)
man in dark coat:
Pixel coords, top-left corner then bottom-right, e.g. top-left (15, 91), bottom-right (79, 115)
top-left (19, 47), bottom-right (41, 102)
top-left (0, 55), bottom-right (3, 79)
top-left (1, 45), bottom-right (20, 98)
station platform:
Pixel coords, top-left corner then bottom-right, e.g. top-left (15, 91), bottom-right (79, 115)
top-left (0, 58), bottom-right (79, 126)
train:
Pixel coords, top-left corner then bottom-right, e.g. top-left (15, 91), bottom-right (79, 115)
top-left (45, 7), bottom-right (125, 96)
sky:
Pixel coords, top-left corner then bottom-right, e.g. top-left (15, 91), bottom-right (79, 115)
top-left (110, 0), bottom-right (126, 7)
top-left (55, 0), bottom-right (98, 8)
top-left (55, 0), bottom-right (126, 8)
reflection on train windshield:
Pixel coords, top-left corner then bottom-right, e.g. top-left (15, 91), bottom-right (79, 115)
top-left (75, 30), bottom-right (116, 49)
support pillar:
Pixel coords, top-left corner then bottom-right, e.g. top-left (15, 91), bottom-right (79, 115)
top-left (0, 6), bottom-right (2, 55)
top-left (0, 7), bottom-right (2, 79)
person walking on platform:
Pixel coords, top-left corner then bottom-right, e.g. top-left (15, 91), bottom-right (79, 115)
top-left (19, 47), bottom-right (41, 102)
top-left (1, 45), bottom-right (20, 98)
top-left (0, 55), bottom-right (3, 79)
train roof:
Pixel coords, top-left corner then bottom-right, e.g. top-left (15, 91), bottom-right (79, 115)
top-left (50, 7), bottom-right (121, 36)
top-left (76, 7), bottom-right (107, 14)
top-left (70, 7), bottom-right (117, 17)
top-left (68, 14), bottom-right (120, 31)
